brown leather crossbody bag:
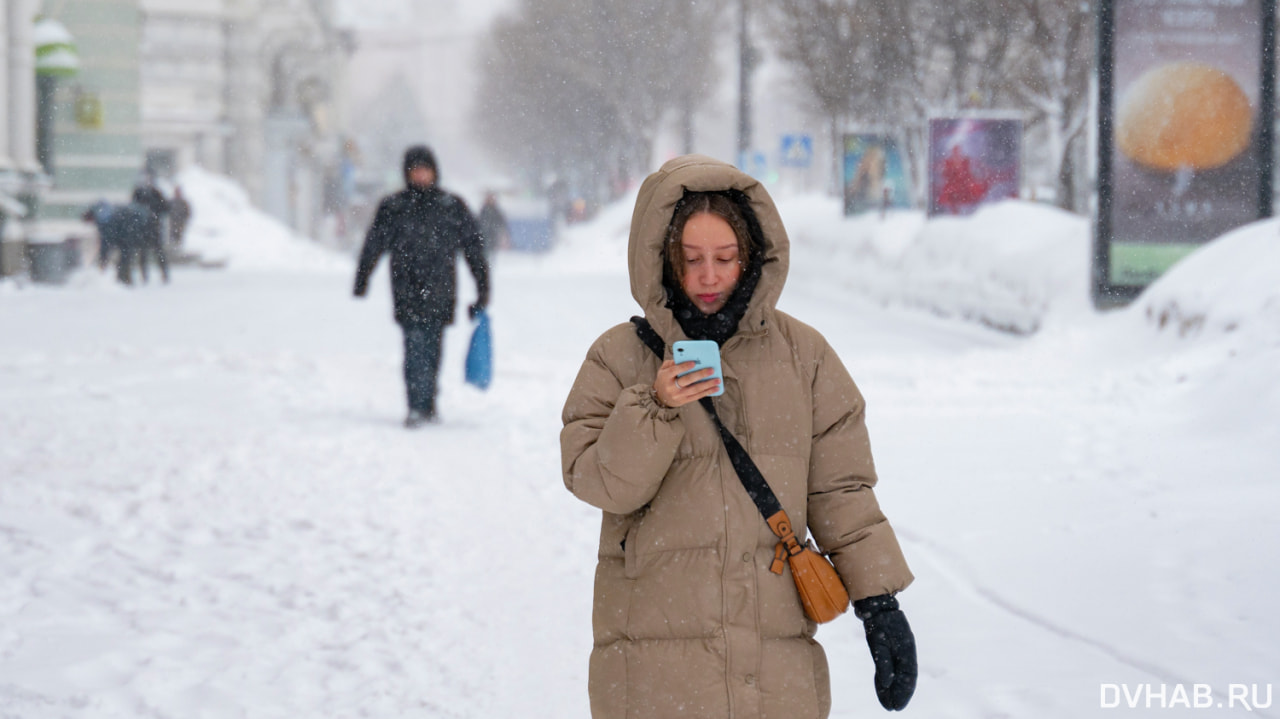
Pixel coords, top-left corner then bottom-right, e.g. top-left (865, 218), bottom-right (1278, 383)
top-left (631, 318), bottom-right (849, 623)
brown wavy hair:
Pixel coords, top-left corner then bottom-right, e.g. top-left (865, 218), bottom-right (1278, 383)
top-left (663, 191), bottom-right (754, 285)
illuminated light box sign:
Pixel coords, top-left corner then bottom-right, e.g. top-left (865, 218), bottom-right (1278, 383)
top-left (1095, 0), bottom-right (1276, 305)
top-left (926, 117), bottom-right (1022, 217)
top-left (842, 133), bottom-right (913, 216)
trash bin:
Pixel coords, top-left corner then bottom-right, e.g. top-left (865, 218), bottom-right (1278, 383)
top-left (0, 239), bottom-right (24, 277)
top-left (64, 235), bottom-right (84, 268)
top-left (27, 239), bottom-right (73, 284)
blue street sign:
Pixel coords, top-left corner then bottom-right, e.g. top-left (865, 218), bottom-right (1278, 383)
top-left (738, 150), bottom-right (769, 179)
top-left (780, 134), bottom-right (813, 168)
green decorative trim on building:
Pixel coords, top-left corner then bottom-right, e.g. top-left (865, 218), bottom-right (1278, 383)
top-left (34, 17), bottom-right (80, 77)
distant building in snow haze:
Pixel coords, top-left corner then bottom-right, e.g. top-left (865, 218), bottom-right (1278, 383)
top-left (0, 0), bottom-right (355, 280)
top-left (138, 0), bottom-right (354, 238)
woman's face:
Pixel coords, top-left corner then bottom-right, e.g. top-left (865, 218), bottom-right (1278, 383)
top-left (679, 211), bottom-right (742, 314)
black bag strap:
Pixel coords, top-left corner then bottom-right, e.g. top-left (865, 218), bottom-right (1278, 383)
top-left (630, 316), bottom-right (784, 521)
top-left (631, 315), bottom-right (666, 359)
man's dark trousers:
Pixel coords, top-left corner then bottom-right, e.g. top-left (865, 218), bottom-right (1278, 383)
top-left (402, 319), bottom-right (445, 415)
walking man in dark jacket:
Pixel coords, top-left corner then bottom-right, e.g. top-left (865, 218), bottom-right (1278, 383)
top-left (353, 145), bottom-right (490, 427)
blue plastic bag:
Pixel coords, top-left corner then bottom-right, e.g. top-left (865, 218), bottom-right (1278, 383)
top-left (465, 310), bottom-right (493, 390)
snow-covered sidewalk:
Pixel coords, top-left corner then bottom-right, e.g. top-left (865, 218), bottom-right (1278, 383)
top-left (1, 177), bottom-right (1276, 718)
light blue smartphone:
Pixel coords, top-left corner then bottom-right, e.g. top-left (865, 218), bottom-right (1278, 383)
top-left (672, 340), bottom-right (724, 396)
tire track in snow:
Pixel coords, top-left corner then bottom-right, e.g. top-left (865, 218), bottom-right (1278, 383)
top-left (896, 527), bottom-right (1275, 718)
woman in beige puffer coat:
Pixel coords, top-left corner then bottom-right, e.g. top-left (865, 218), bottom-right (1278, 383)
top-left (561, 155), bottom-right (917, 719)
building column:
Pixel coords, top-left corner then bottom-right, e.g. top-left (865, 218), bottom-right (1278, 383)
top-left (9, 0), bottom-right (39, 174)
top-left (0, 3), bottom-right (12, 172)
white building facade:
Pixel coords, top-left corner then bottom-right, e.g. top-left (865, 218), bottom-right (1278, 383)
top-left (139, 0), bottom-right (353, 238)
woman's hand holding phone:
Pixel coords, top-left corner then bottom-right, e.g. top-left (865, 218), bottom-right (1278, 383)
top-left (654, 359), bottom-right (721, 408)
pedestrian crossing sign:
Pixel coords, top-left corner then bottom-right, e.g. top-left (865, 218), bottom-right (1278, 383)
top-left (781, 134), bottom-right (813, 168)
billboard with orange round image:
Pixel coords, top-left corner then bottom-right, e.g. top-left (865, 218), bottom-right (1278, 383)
top-left (1095, 0), bottom-right (1275, 305)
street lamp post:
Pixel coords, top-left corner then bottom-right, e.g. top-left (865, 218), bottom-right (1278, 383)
top-left (33, 17), bottom-right (79, 176)
top-left (736, 0), bottom-right (760, 171)
top-left (737, 0), bottom-right (752, 165)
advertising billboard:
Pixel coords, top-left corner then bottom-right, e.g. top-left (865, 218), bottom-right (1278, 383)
top-left (927, 118), bottom-right (1022, 216)
top-left (1095, 0), bottom-right (1275, 304)
top-left (842, 133), bottom-right (913, 215)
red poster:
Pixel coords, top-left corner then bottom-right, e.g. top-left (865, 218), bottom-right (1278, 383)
top-left (927, 118), bottom-right (1022, 217)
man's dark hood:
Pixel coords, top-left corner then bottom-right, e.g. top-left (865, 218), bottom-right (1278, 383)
top-left (402, 145), bottom-right (439, 186)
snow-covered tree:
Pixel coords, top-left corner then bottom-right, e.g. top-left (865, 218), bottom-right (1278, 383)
top-left (1006, 0), bottom-right (1094, 212)
top-left (473, 0), bottom-right (726, 203)
top-left (768, 0), bottom-right (1093, 212)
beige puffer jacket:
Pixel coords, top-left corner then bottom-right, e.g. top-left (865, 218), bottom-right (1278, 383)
top-left (561, 155), bottom-right (913, 719)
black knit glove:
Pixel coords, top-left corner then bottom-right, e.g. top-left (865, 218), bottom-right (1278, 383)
top-left (854, 594), bottom-right (917, 711)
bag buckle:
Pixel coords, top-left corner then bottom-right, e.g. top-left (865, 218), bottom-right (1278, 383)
top-left (770, 537), bottom-right (811, 573)
top-left (766, 510), bottom-right (806, 574)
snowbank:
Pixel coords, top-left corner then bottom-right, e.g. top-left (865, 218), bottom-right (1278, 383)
top-left (539, 190), bottom-right (1094, 335)
top-left (540, 189), bottom-right (637, 276)
top-left (1131, 217), bottom-right (1280, 345)
top-left (779, 196), bottom-right (1091, 334)
top-left (177, 166), bottom-right (351, 273)
top-left (1109, 218), bottom-right (1280, 434)
top-left (549, 187), bottom-right (1275, 358)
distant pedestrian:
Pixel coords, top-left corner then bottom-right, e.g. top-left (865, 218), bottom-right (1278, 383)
top-left (132, 180), bottom-right (169, 227)
top-left (169, 186), bottom-right (191, 247)
top-left (83, 200), bottom-right (145, 285)
top-left (132, 184), bottom-right (169, 283)
top-left (82, 201), bottom-right (118, 272)
top-left (477, 191), bottom-right (510, 256)
top-left (353, 145), bottom-right (490, 427)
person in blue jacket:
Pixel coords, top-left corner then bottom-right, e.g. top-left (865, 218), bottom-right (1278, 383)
top-left (84, 200), bottom-right (147, 285)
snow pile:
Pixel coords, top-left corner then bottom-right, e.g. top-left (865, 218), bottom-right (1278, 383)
top-left (1112, 218), bottom-right (1280, 433)
top-left (538, 190), bottom-right (1094, 335)
top-left (176, 166), bottom-right (351, 273)
top-left (542, 189), bottom-right (637, 276)
top-left (779, 195), bottom-right (1091, 334)
top-left (549, 188), bottom-right (1272, 356)
top-left (1132, 218), bottom-right (1280, 346)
